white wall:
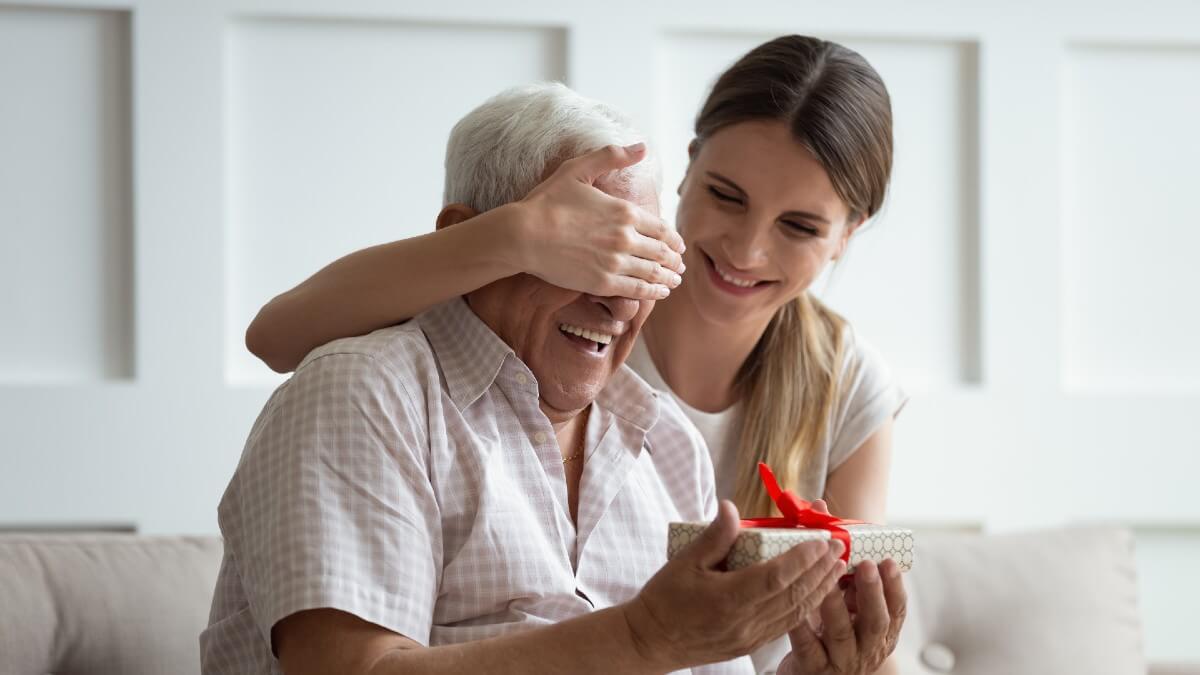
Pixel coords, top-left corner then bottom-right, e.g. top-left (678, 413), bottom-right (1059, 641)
top-left (1, 0), bottom-right (1198, 661)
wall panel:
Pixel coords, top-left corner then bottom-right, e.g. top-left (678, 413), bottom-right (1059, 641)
top-left (1061, 44), bottom-right (1200, 393)
top-left (0, 7), bottom-right (133, 382)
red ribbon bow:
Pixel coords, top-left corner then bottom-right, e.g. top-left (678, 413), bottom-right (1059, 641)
top-left (739, 462), bottom-right (862, 563)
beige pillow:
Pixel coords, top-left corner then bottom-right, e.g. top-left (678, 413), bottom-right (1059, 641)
top-left (893, 527), bottom-right (1146, 675)
top-left (0, 534), bottom-right (223, 675)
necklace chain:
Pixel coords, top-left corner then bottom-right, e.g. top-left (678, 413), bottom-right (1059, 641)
top-left (562, 427), bottom-right (585, 463)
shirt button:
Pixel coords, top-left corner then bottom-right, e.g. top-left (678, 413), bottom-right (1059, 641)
top-left (533, 432), bottom-right (547, 444)
top-left (515, 373), bottom-right (528, 385)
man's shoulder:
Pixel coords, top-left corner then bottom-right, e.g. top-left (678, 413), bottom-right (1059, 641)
top-left (296, 321), bottom-right (437, 381)
top-left (242, 323), bottom-right (440, 463)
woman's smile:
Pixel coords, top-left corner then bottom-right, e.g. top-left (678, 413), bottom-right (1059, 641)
top-left (701, 249), bottom-right (775, 296)
top-left (672, 120), bottom-right (856, 329)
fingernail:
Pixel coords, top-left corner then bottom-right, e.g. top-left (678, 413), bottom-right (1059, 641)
top-left (834, 560), bottom-right (847, 578)
top-left (679, 262), bottom-right (687, 273)
top-left (656, 286), bottom-right (670, 299)
top-left (625, 142), bottom-right (645, 153)
top-left (829, 540), bottom-right (845, 558)
top-left (671, 273), bottom-right (682, 286)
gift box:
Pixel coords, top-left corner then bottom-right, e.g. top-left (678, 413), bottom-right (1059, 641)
top-left (668, 463), bottom-right (914, 573)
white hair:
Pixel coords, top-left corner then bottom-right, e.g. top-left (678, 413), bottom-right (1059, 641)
top-left (443, 82), bottom-right (661, 212)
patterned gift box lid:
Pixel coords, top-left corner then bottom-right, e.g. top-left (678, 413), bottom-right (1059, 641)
top-left (667, 522), bottom-right (915, 572)
top-left (668, 463), bottom-right (916, 572)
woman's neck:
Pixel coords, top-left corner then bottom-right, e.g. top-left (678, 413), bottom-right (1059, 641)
top-left (643, 291), bottom-right (772, 413)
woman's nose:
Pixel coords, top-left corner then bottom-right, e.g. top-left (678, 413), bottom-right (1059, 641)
top-left (721, 222), bottom-right (771, 270)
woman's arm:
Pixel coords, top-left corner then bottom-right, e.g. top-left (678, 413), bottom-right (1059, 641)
top-left (822, 417), bottom-right (893, 523)
top-left (247, 205), bottom-right (521, 373)
top-left (247, 143), bottom-right (685, 373)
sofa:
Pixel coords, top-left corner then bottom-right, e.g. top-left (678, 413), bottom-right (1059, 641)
top-left (0, 528), bottom-right (1196, 675)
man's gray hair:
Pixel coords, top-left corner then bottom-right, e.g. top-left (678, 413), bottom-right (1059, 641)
top-left (443, 82), bottom-right (661, 212)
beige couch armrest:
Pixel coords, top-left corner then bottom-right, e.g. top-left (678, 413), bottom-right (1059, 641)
top-left (1150, 663), bottom-right (1200, 675)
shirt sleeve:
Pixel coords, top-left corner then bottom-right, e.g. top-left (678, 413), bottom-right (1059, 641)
top-left (826, 331), bottom-right (909, 472)
top-left (220, 351), bottom-right (442, 649)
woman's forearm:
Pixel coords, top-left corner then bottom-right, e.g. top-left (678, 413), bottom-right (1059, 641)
top-left (246, 204), bottom-right (526, 373)
top-left (246, 143), bottom-right (686, 373)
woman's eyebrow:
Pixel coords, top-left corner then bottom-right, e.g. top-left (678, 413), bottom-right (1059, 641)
top-left (706, 170), bottom-right (831, 225)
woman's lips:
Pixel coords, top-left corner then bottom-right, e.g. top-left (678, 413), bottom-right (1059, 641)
top-left (703, 252), bottom-right (773, 296)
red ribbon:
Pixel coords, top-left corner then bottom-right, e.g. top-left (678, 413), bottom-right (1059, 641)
top-left (739, 462), bottom-right (862, 563)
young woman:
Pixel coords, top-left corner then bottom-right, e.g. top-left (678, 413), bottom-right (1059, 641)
top-left (246, 35), bottom-right (907, 675)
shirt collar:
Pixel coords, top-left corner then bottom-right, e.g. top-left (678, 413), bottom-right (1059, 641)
top-left (596, 364), bottom-right (661, 434)
top-left (418, 298), bottom-right (515, 410)
top-left (418, 297), bottom-right (661, 434)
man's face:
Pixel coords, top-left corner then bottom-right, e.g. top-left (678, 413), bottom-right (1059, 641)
top-left (466, 179), bottom-right (659, 422)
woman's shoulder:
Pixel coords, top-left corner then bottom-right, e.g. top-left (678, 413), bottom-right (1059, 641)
top-left (837, 322), bottom-right (895, 389)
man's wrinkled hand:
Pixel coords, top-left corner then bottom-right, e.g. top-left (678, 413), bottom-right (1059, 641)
top-left (778, 557), bottom-right (906, 675)
top-left (621, 500), bottom-right (846, 672)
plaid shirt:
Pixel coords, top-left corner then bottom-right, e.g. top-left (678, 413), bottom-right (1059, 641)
top-left (200, 298), bottom-right (753, 674)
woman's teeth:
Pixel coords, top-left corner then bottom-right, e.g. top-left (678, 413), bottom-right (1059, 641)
top-left (559, 323), bottom-right (614, 345)
top-left (713, 261), bottom-right (758, 288)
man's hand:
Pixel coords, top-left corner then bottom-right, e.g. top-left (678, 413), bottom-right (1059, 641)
top-left (622, 500), bottom-right (846, 671)
top-left (777, 554), bottom-right (907, 674)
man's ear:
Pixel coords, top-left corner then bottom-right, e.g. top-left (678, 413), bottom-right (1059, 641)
top-left (436, 204), bottom-right (479, 231)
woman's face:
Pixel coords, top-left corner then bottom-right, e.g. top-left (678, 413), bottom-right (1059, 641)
top-left (674, 119), bottom-right (861, 331)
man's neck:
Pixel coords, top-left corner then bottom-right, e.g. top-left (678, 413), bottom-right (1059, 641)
top-left (541, 401), bottom-right (590, 467)
top-left (540, 400), bottom-right (589, 433)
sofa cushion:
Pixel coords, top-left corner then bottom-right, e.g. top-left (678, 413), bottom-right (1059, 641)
top-left (893, 527), bottom-right (1146, 675)
top-left (0, 534), bottom-right (222, 675)
top-left (0, 529), bottom-right (1166, 675)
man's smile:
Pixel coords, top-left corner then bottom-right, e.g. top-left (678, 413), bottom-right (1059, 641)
top-left (558, 322), bottom-right (615, 354)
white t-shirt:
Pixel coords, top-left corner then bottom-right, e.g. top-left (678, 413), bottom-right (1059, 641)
top-left (623, 327), bottom-right (908, 674)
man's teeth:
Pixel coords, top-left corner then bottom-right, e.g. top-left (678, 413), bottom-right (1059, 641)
top-left (559, 323), bottom-right (614, 345)
top-left (714, 262), bottom-right (758, 288)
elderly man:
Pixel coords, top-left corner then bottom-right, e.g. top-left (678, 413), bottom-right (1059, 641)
top-left (201, 84), bottom-right (857, 674)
